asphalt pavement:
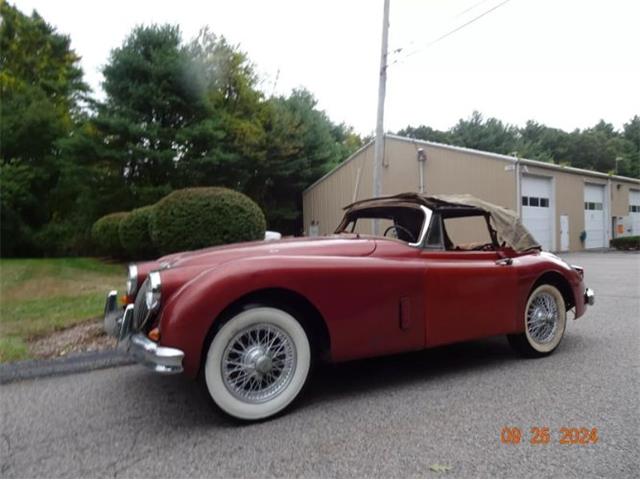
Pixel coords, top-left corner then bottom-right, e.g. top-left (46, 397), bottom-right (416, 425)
top-left (1, 252), bottom-right (638, 478)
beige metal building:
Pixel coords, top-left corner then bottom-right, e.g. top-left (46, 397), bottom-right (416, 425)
top-left (302, 134), bottom-right (640, 252)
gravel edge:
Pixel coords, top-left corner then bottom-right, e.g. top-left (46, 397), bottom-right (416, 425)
top-left (0, 349), bottom-right (135, 385)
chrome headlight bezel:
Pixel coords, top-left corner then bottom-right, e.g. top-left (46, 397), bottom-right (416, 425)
top-left (126, 264), bottom-right (138, 296)
top-left (145, 271), bottom-right (162, 311)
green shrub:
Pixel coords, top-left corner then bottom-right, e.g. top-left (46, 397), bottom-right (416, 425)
top-left (610, 235), bottom-right (640, 250)
top-left (91, 212), bottom-right (129, 257)
top-left (33, 221), bottom-right (90, 257)
top-left (149, 187), bottom-right (266, 255)
top-left (119, 205), bottom-right (156, 259)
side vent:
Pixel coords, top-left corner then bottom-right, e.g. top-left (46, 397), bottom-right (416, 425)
top-left (399, 297), bottom-right (411, 330)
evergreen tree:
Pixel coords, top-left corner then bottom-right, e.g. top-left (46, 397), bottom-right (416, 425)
top-left (0, 2), bottom-right (88, 255)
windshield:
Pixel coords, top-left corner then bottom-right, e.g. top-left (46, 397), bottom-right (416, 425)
top-left (335, 206), bottom-right (431, 245)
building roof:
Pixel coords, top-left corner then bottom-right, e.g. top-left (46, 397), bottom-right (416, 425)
top-left (303, 134), bottom-right (640, 194)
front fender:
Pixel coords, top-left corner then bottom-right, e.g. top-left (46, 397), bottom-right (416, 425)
top-left (158, 257), bottom-right (306, 377)
top-left (515, 253), bottom-right (586, 327)
top-left (158, 255), bottom-right (426, 378)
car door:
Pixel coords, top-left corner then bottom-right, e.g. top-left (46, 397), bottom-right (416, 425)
top-left (420, 246), bottom-right (519, 348)
top-left (421, 250), bottom-right (519, 347)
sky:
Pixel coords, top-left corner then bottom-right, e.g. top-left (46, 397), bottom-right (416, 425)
top-left (12, 0), bottom-right (640, 136)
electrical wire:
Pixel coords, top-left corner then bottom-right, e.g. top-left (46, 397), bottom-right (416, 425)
top-left (453, 0), bottom-right (494, 19)
top-left (389, 0), bottom-right (512, 67)
top-left (387, 0), bottom-right (493, 56)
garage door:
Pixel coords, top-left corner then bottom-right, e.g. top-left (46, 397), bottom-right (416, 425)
top-left (584, 183), bottom-right (606, 249)
top-left (630, 190), bottom-right (640, 235)
top-left (522, 176), bottom-right (553, 251)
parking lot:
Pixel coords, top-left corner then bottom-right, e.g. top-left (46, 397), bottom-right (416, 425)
top-left (1, 252), bottom-right (638, 478)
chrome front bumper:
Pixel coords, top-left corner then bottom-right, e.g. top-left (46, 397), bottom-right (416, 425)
top-left (104, 291), bottom-right (184, 374)
top-left (584, 288), bottom-right (595, 306)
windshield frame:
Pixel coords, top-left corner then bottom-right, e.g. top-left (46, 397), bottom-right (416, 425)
top-left (335, 205), bottom-right (433, 248)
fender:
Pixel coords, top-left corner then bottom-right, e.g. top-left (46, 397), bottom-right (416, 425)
top-left (514, 254), bottom-right (586, 331)
top-left (158, 255), bottom-right (426, 378)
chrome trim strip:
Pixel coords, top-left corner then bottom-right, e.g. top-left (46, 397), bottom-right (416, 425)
top-left (408, 205), bottom-right (433, 248)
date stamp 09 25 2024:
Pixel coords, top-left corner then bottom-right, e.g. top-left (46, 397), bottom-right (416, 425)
top-left (500, 427), bottom-right (599, 445)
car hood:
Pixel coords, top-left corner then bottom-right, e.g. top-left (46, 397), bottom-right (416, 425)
top-left (157, 235), bottom-right (377, 269)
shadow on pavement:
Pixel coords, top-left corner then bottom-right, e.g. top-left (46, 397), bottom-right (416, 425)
top-left (113, 332), bottom-right (586, 429)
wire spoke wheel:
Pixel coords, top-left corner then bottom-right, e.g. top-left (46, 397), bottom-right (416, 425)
top-left (204, 306), bottom-right (311, 421)
top-left (526, 292), bottom-right (559, 344)
top-left (509, 284), bottom-right (567, 357)
top-left (222, 323), bottom-right (296, 404)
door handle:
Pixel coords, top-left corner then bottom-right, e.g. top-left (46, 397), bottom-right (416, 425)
top-left (495, 258), bottom-right (513, 266)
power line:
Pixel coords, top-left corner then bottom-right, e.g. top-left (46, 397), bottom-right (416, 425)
top-left (389, 0), bottom-right (512, 66)
top-left (453, 0), bottom-right (494, 19)
top-left (387, 0), bottom-right (493, 56)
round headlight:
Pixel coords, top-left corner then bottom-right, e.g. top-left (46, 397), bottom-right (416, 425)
top-left (126, 264), bottom-right (138, 296)
top-left (145, 271), bottom-right (162, 311)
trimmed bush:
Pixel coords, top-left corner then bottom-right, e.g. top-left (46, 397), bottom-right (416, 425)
top-left (34, 221), bottom-right (91, 257)
top-left (91, 212), bottom-right (129, 257)
top-left (610, 235), bottom-right (640, 251)
top-left (119, 205), bottom-right (156, 259)
top-left (149, 187), bottom-right (266, 255)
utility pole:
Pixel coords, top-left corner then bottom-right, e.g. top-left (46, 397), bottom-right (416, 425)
top-left (372, 0), bottom-right (390, 234)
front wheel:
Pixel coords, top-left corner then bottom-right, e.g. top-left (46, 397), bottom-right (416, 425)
top-left (204, 306), bottom-right (311, 421)
top-left (508, 284), bottom-right (567, 358)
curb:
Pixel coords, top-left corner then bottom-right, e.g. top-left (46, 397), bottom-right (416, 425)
top-left (0, 349), bottom-right (135, 385)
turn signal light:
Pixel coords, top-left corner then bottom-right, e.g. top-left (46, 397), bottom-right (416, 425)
top-left (120, 295), bottom-right (130, 305)
top-left (148, 328), bottom-right (161, 342)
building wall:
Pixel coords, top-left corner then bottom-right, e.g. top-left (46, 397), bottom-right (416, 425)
top-left (302, 135), bottom-right (640, 251)
top-left (303, 143), bottom-right (374, 236)
top-left (524, 165), bottom-right (597, 251)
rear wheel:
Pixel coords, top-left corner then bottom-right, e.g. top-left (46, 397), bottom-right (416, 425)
top-left (508, 284), bottom-right (566, 358)
top-left (204, 306), bottom-right (311, 421)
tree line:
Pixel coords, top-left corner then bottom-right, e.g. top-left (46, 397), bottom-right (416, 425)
top-left (1, 2), bottom-right (638, 257)
top-left (397, 111), bottom-right (640, 178)
top-left (0, 3), bottom-right (361, 256)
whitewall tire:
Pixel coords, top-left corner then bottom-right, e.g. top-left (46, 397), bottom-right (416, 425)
top-left (508, 284), bottom-right (567, 357)
top-left (204, 306), bottom-right (311, 421)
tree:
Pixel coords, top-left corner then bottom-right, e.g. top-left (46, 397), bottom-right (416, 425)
top-left (1, 9), bottom-right (364, 256)
top-left (396, 125), bottom-right (452, 144)
top-left (450, 111), bottom-right (518, 154)
top-left (180, 28), bottom-right (266, 189)
top-left (60, 24), bottom-right (238, 236)
top-left (250, 89), bottom-right (359, 233)
top-left (76, 26), bottom-right (361, 235)
top-left (621, 116), bottom-right (640, 178)
top-left (395, 113), bottom-right (639, 179)
top-left (0, 2), bottom-right (88, 255)
top-left (96, 25), bottom-right (216, 189)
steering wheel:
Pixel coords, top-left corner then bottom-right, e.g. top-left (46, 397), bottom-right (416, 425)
top-left (383, 225), bottom-right (417, 243)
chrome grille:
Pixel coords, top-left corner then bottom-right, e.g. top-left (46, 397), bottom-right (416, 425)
top-left (133, 277), bottom-right (150, 331)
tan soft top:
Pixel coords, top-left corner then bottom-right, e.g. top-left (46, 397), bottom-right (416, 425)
top-left (344, 192), bottom-right (541, 253)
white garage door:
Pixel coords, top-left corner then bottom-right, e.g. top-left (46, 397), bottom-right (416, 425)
top-left (630, 190), bottom-right (640, 235)
top-left (584, 184), bottom-right (606, 249)
top-left (522, 176), bottom-right (553, 251)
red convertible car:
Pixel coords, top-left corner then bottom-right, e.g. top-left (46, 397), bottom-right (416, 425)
top-left (104, 193), bottom-right (594, 420)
